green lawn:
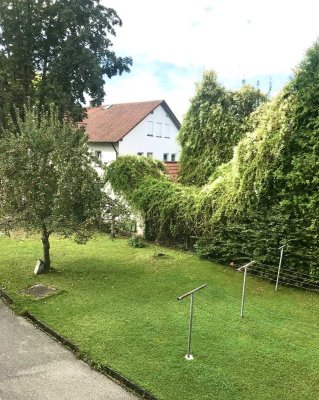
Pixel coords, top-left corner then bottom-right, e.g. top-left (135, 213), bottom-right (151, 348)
top-left (0, 233), bottom-right (318, 400)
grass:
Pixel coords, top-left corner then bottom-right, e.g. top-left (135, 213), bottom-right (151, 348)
top-left (0, 232), bottom-right (318, 400)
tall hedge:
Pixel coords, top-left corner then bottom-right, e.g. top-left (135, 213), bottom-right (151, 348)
top-left (107, 42), bottom-right (319, 279)
top-left (178, 71), bottom-right (267, 186)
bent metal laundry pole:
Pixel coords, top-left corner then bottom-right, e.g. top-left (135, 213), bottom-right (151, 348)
top-left (237, 261), bottom-right (255, 318)
top-left (177, 284), bottom-right (207, 360)
top-left (275, 245), bottom-right (285, 291)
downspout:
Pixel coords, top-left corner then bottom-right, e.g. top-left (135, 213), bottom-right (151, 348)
top-left (111, 142), bottom-right (119, 159)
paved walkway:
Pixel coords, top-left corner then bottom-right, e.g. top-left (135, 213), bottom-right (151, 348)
top-left (0, 301), bottom-right (137, 400)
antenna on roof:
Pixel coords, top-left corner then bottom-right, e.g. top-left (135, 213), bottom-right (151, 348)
top-left (267, 76), bottom-right (272, 96)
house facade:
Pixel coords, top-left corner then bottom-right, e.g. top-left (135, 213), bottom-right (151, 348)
top-left (81, 100), bottom-right (181, 163)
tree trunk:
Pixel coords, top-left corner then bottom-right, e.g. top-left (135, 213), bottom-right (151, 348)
top-left (41, 226), bottom-right (51, 272)
top-left (39, 59), bottom-right (47, 111)
top-left (110, 215), bottom-right (116, 238)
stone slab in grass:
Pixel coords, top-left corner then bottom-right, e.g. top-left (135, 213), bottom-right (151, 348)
top-left (23, 284), bottom-right (57, 299)
top-left (34, 259), bottom-right (45, 275)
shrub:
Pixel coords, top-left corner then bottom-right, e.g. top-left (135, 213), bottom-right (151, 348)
top-left (106, 42), bottom-right (319, 278)
top-left (128, 235), bottom-right (146, 248)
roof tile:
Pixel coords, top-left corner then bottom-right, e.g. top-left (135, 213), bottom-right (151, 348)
top-left (82, 100), bottom-right (164, 143)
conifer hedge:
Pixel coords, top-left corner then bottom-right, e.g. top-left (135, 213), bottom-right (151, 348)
top-left (178, 71), bottom-right (267, 186)
top-left (106, 42), bottom-right (319, 280)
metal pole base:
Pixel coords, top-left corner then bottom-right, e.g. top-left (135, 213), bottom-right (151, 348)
top-left (185, 354), bottom-right (194, 361)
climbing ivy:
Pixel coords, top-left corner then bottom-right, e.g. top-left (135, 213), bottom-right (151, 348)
top-left (178, 70), bottom-right (267, 186)
top-left (106, 42), bottom-right (319, 279)
top-left (105, 155), bottom-right (166, 195)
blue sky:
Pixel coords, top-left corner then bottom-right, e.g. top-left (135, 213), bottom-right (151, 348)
top-left (103, 0), bottom-right (319, 121)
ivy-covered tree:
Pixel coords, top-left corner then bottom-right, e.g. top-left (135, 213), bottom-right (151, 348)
top-left (107, 40), bottom-right (319, 277)
top-left (0, 107), bottom-right (104, 272)
top-left (0, 0), bottom-right (132, 129)
top-left (178, 70), bottom-right (267, 186)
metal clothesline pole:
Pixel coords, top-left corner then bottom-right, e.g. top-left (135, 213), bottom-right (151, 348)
top-left (241, 267), bottom-right (247, 318)
top-left (177, 284), bottom-right (207, 361)
top-left (187, 293), bottom-right (194, 360)
top-left (275, 245), bottom-right (285, 291)
top-left (237, 261), bottom-right (255, 318)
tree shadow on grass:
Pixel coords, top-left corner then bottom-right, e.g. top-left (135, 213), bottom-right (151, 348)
top-left (51, 256), bottom-right (145, 282)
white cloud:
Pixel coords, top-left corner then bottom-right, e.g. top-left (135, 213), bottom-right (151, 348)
top-left (102, 0), bottom-right (319, 118)
top-left (104, 61), bottom-right (199, 121)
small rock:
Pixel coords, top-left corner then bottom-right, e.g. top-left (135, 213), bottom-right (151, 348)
top-left (229, 261), bottom-right (236, 268)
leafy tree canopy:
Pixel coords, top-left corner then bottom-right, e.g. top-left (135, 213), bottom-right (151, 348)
top-left (0, 0), bottom-right (132, 129)
top-left (105, 155), bottom-right (166, 195)
top-left (178, 70), bottom-right (267, 186)
top-left (106, 40), bottom-right (319, 278)
top-left (0, 106), bottom-right (105, 271)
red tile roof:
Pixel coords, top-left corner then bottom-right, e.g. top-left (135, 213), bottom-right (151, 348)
top-left (164, 162), bottom-right (179, 181)
top-left (81, 100), bottom-right (180, 143)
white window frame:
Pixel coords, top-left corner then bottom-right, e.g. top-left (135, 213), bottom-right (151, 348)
top-left (163, 153), bottom-right (169, 162)
top-left (147, 121), bottom-right (154, 136)
top-left (147, 152), bottom-right (153, 158)
top-left (171, 153), bottom-right (176, 162)
top-left (156, 122), bottom-right (162, 138)
top-left (164, 124), bottom-right (170, 138)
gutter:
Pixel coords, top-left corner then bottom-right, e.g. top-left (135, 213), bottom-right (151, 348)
top-left (111, 142), bottom-right (119, 159)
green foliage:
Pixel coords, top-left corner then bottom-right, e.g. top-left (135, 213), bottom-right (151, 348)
top-left (127, 235), bottom-right (146, 248)
top-left (0, 106), bottom-right (105, 269)
top-left (0, 53), bottom-right (14, 132)
top-left (0, 0), bottom-right (132, 129)
top-left (178, 70), bottom-right (267, 186)
top-left (102, 194), bottom-right (135, 238)
top-left (107, 41), bottom-right (319, 278)
top-left (105, 155), bottom-right (166, 197)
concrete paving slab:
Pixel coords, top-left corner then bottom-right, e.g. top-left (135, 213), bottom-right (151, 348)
top-left (0, 301), bottom-right (138, 400)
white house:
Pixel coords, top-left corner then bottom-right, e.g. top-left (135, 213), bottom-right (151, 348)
top-left (81, 100), bottom-right (181, 164)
